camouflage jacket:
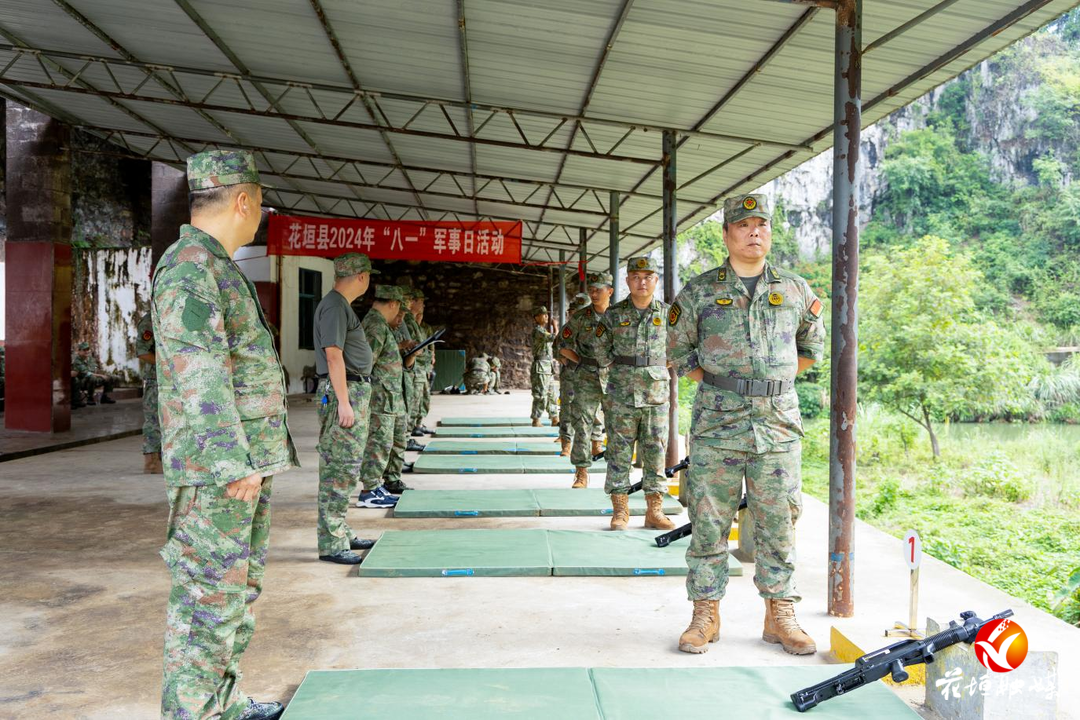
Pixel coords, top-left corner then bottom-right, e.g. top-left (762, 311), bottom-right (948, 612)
top-left (71, 352), bottom-right (98, 376)
top-left (559, 305), bottom-right (608, 385)
top-left (595, 297), bottom-right (669, 407)
top-left (152, 225), bottom-right (297, 487)
top-left (364, 309), bottom-right (405, 416)
top-left (135, 311), bottom-right (156, 384)
top-left (667, 258), bottom-right (825, 452)
top-left (413, 318), bottom-right (435, 370)
top-left (531, 325), bottom-right (555, 372)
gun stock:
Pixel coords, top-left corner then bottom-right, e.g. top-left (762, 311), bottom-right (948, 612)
top-left (665, 457), bottom-right (689, 478)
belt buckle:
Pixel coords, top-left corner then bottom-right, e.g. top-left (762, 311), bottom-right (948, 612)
top-left (749, 379), bottom-right (767, 396)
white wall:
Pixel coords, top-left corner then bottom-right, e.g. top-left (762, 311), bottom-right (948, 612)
top-left (273, 254), bottom-right (332, 393)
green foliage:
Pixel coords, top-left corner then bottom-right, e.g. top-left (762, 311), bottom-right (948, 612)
top-left (795, 382), bottom-right (824, 420)
top-left (952, 451), bottom-right (1031, 502)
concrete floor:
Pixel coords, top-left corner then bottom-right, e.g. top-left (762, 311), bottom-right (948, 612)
top-left (0, 390), bottom-right (1077, 719)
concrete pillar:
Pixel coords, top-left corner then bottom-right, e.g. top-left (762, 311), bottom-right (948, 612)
top-left (4, 103), bottom-right (73, 432)
top-left (151, 162), bottom-right (188, 267)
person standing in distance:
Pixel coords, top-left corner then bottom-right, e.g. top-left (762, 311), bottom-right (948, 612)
top-left (153, 150), bottom-right (298, 720)
top-left (667, 194), bottom-right (825, 656)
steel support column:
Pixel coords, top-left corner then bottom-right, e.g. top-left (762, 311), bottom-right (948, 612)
top-left (828, 0), bottom-right (861, 618)
top-left (662, 130), bottom-right (679, 468)
top-left (558, 251), bottom-right (567, 325)
top-left (579, 228), bottom-right (588, 293)
top-left (609, 191), bottom-right (620, 302)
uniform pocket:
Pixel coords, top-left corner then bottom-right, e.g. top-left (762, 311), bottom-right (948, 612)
top-left (160, 503), bottom-right (249, 598)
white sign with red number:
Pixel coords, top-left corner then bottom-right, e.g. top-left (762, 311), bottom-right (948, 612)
top-left (903, 530), bottom-right (922, 570)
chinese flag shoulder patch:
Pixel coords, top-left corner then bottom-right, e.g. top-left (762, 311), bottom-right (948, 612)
top-left (809, 299), bottom-right (823, 318)
top-left (668, 303), bottom-right (682, 326)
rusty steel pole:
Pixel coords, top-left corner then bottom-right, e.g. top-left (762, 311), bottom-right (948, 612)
top-left (558, 250), bottom-right (567, 325)
top-left (609, 191), bottom-right (621, 302)
top-left (828, 0), bottom-right (861, 618)
top-left (662, 130), bottom-right (680, 468)
top-left (579, 228), bottom-right (588, 293)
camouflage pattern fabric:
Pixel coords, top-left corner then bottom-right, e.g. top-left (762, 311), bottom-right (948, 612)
top-left (489, 356), bottom-right (502, 393)
top-left (464, 355), bottom-right (490, 394)
top-left (358, 309), bottom-right (402, 489)
top-left (684, 443), bottom-right (802, 600)
top-left (668, 258), bottom-right (824, 603)
top-left (316, 378), bottom-right (371, 555)
top-left (559, 306), bottom-right (608, 467)
top-left (382, 413), bottom-right (409, 485)
top-left (558, 363), bottom-right (576, 440)
top-left (594, 297), bottom-right (670, 494)
top-left (71, 350), bottom-right (117, 402)
top-left (152, 223), bottom-right (296, 720)
top-left (136, 311), bottom-right (161, 454)
top-left (393, 318), bottom-right (416, 418)
top-left (530, 324), bottom-right (557, 419)
top-left (160, 476), bottom-right (273, 718)
top-left (152, 225), bottom-right (297, 486)
top-left (410, 320), bottom-right (434, 428)
top-left (186, 149), bottom-right (260, 191)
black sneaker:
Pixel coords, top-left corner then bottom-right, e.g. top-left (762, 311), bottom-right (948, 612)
top-left (99, 395), bottom-right (116, 404)
top-left (401, 463), bottom-right (415, 474)
top-left (350, 537), bottom-right (376, 550)
top-left (237, 699), bottom-right (284, 720)
top-left (410, 427), bottom-right (425, 437)
top-left (384, 479), bottom-right (412, 494)
top-left (406, 439), bottom-right (426, 452)
top-left (318, 550), bottom-right (363, 565)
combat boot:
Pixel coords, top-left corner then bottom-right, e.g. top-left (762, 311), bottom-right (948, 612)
top-left (572, 467), bottom-right (589, 488)
top-left (609, 493), bottom-right (629, 530)
top-left (762, 598), bottom-right (817, 655)
top-left (591, 439), bottom-right (604, 456)
top-left (531, 418), bottom-right (541, 427)
top-left (560, 437), bottom-right (571, 456)
top-left (143, 452), bottom-right (163, 474)
top-left (678, 600), bottom-right (720, 653)
top-left (551, 415), bottom-right (559, 427)
top-left (643, 493), bottom-right (675, 530)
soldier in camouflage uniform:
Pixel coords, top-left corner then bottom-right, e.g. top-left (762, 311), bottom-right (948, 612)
top-left (358, 285), bottom-right (415, 505)
top-left (135, 311), bottom-right (162, 473)
top-left (463, 354), bottom-right (491, 394)
top-left (407, 289), bottom-right (434, 435)
top-left (488, 355), bottom-right (502, 393)
top-left (594, 256), bottom-right (674, 531)
top-left (555, 293), bottom-right (591, 455)
top-left (559, 272), bottom-right (613, 488)
top-left (667, 194), bottom-right (825, 657)
top-left (395, 286), bottom-right (427, 454)
top-left (529, 306), bottom-right (559, 426)
top-left (314, 253), bottom-right (379, 565)
top-left (70, 341), bottom-right (117, 407)
top-left (154, 150), bottom-right (297, 720)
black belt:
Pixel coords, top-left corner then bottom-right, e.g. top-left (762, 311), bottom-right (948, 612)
top-left (613, 355), bottom-right (665, 368)
top-left (577, 357), bottom-right (600, 369)
top-left (701, 372), bottom-right (792, 397)
top-left (317, 373), bottom-right (372, 383)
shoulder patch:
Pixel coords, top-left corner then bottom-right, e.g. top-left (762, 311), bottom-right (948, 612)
top-left (596, 324), bottom-right (606, 338)
top-left (668, 303), bottom-right (682, 326)
top-left (142, 330), bottom-right (153, 341)
top-left (717, 268), bottom-right (727, 282)
top-left (562, 327), bottom-right (572, 339)
top-left (809, 298), bottom-right (823, 318)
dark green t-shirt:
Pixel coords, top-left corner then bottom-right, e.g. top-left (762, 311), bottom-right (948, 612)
top-left (313, 290), bottom-right (373, 376)
top-left (739, 273), bottom-right (763, 299)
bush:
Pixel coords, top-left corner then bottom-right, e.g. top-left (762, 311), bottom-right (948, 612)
top-left (1049, 402), bottom-right (1080, 424)
top-left (956, 451), bottom-right (1031, 502)
top-left (796, 382), bottom-right (824, 419)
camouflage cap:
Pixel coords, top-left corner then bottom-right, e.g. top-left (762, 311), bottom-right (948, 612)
top-left (186, 150), bottom-right (261, 192)
top-left (77, 341), bottom-right (91, 351)
top-left (399, 285), bottom-right (425, 301)
top-left (410, 288), bottom-right (425, 300)
top-left (723, 193), bottom-right (771, 225)
top-left (626, 255), bottom-right (659, 274)
top-left (533, 305), bottom-right (550, 316)
top-left (333, 252), bottom-right (378, 278)
top-left (572, 292), bottom-right (591, 309)
top-left (374, 285), bottom-right (405, 302)
top-left (587, 271), bottom-right (614, 288)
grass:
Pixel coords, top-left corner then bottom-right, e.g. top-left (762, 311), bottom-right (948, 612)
top-left (799, 407), bottom-right (1080, 626)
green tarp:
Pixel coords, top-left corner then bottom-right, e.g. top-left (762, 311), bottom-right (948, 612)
top-left (355, 529), bottom-right (735, 578)
top-left (438, 416), bottom-right (553, 426)
top-left (412, 454), bottom-right (605, 474)
top-left (282, 666), bottom-right (919, 719)
top-left (435, 426), bottom-right (560, 438)
top-left (422, 439), bottom-right (561, 455)
top-left (392, 489), bottom-right (683, 518)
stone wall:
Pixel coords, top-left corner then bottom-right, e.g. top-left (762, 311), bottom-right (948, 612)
top-left (351, 261), bottom-right (556, 388)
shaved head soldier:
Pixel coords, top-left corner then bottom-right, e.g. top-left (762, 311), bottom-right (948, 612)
top-left (668, 194), bottom-right (825, 656)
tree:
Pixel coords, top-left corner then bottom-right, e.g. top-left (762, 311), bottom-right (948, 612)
top-left (859, 237), bottom-right (1039, 455)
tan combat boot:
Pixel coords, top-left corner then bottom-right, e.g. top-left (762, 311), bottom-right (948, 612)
top-left (143, 452), bottom-right (163, 474)
top-left (762, 598), bottom-right (817, 655)
top-left (551, 415), bottom-right (559, 427)
top-left (572, 467), bottom-right (589, 488)
top-left (560, 437), bottom-right (572, 456)
top-left (678, 600), bottom-right (720, 653)
top-left (591, 439), bottom-right (604, 457)
top-left (609, 494), bottom-right (629, 530)
top-left (531, 418), bottom-right (541, 427)
top-left (643, 493), bottom-right (675, 530)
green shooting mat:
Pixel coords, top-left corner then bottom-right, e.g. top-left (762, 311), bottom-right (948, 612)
top-left (281, 668), bottom-right (601, 720)
top-left (437, 416), bottom-right (553, 426)
top-left (435, 426), bottom-right (560, 438)
top-left (422, 439), bottom-right (561, 455)
top-left (355, 529), bottom-right (736, 578)
top-left (412, 454), bottom-right (605, 474)
top-left (392, 489), bottom-right (683, 518)
top-left (282, 666), bottom-right (918, 719)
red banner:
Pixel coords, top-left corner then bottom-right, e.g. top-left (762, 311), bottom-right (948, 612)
top-left (267, 214), bottom-right (522, 264)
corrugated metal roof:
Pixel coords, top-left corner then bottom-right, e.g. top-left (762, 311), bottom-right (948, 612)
top-left (0, 0), bottom-right (1076, 268)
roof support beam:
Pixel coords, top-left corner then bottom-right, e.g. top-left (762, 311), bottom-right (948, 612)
top-left (456, 0), bottom-right (480, 218)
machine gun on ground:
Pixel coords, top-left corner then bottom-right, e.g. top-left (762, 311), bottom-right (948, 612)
top-left (790, 609), bottom-right (1014, 712)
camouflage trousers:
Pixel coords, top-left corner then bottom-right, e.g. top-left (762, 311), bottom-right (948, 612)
top-left (558, 367), bottom-right (575, 440)
top-left (360, 411), bottom-right (406, 489)
top-left (402, 366), bottom-right (417, 418)
top-left (384, 411), bottom-right (409, 484)
top-left (490, 369), bottom-right (501, 393)
top-left (316, 379), bottom-right (371, 556)
top-left (160, 476), bottom-right (274, 720)
top-left (604, 402), bottom-right (668, 495)
top-left (530, 366), bottom-right (557, 420)
top-left (73, 372), bottom-right (115, 402)
top-left (685, 440), bottom-right (803, 602)
top-left (409, 368), bottom-right (431, 429)
top-left (464, 369), bottom-right (488, 394)
top-left (143, 378), bottom-right (162, 454)
top-left (570, 370), bottom-right (606, 468)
